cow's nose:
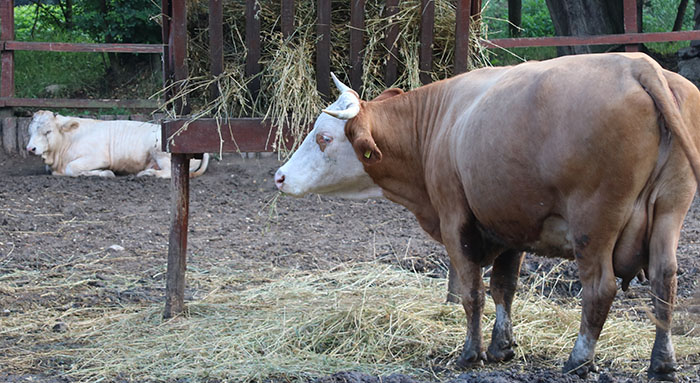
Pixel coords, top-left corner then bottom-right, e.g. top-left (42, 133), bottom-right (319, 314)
top-left (27, 145), bottom-right (36, 153)
top-left (274, 170), bottom-right (285, 189)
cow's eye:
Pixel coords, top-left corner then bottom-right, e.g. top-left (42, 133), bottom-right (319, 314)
top-left (316, 133), bottom-right (333, 152)
top-left (44, 131), bottom-right (51, 136)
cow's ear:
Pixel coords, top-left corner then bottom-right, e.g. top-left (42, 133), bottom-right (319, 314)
top-left (59, 120), bottom-right (79, 132)
top-left (346, 112), bottom-right (382, 165)
top-left (371, 88), bottom-right (403, 103)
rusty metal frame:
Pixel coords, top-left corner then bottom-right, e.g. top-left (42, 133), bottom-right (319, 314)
top-left (160, 0), bottom-right (700, 319)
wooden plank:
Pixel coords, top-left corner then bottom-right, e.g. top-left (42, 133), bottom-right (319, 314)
top-left (17, 117), bottom-right (30, 157)
top-left (623, 0), bottom-right (639, 52)
top-left (481, 30), bottom-right (700, 49)
top-left (209, 0), bottom-right (224, 100)
top-left (384, 0), bottom-right (399, 86)
top-left (161, 0), bottom-right (172, 97)
top-left (349, 0), bottom-right (365, 91)
top-left (163, 118), bottom-right (289, 153)
top-left (245, 0), bottom-right (261, 98)
top-left (0, 97), bottom-right (159, 109)
top-left (454, 0), bottom-right (471, 74)
top-left (1, 0), bottom-right (15, 98)
top-left (171, 0), bottom-right (189, 115)
top-left (2, 116), bottom-right (16, 154)
top-left (316, 0), bottom-right (331, 99)
top-left (281, 0), bottom-right (295, 39)
top-left (3, 41), bottom-right (164, 54)
top-left (163, 153), bottom-right (190, 319)
top-left (419, 0), bottom-right (434, 84)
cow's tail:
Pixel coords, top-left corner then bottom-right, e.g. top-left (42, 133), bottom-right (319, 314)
top-left (637, 57), bottom-right (700, 189)
top-left (189, 153), bottom-right (210, 178)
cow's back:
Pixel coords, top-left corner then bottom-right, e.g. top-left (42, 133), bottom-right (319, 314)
top-left (441, 53), bottom-right (687, 249)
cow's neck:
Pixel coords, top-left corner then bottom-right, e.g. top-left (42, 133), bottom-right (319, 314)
top-left (362, 84), bottom-right (450, 241)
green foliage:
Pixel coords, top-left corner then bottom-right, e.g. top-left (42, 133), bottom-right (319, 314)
top-left (14, 5), bottom-right (106, 99)
top-left (483, 0), bottom-right (554, 39)
top-left (73, 0), bottom-right (161, 44)
top-left (643, 0), bottom-right (695, 54)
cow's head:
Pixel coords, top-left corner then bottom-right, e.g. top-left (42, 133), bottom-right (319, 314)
top-left (274, 74), bottom-right (400, 199)
top-left (27, 111), bottom-right (78, 162)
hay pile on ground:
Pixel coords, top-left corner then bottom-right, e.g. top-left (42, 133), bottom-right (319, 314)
top-left (1, 261), bottom-right (698, 382)
top-left (172, 0), bottom-right (490, 154)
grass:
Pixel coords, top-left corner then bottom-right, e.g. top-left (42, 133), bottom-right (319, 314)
top-left (1, 261), bottom-right (698, 382)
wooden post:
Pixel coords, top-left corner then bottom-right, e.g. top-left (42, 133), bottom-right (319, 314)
top-left (17, 117), bottom-right (30, 157)
top-left (419, 0), bottom-right (434, 85)
top-left (281, 0), bottom-right (295, 39)
top-left (623, 0), bottom-right (639, 52)
top-left (384, 0), bottom-right (400, 87)
top-left (1, 0), bottom-right (15, 117)
top-left (350, 0), bottom-right (365, 92)
top-left (2, 117), bottom-right (16, 154)
top-left (209, 0), bottom-right (224, 100)
top-left (245, 0), bottom-right (261, 98)
top-left (164, 154), bottom-right (190, 319)
top-left (508, 0), bottom-right (521, 37)
top-left (455, 0), bottom-right (472, 74)
top-left (316, 0), bottom-right (331, 99)
top-left (171, 0), bottom-right (189, 114)
top-left (161, 0), bottom-right (172, 99)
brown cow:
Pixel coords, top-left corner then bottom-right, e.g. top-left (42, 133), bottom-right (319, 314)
top-left (274, 53), bottom-right (700, 381)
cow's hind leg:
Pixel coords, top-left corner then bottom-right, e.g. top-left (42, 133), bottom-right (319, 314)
top-left (563, 232), bottom-right (618, 378)
top-left (646, 210), bottom-right (686, 381)
top-left (486, 250), bottom-right (525, 362)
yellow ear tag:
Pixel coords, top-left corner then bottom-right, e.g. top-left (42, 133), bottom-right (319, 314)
top-left (364, 150), bottom-right (372, 159)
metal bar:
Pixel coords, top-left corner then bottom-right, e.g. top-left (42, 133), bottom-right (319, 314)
top-left (0, 97), bottom-right (159, 109)
top-left (1, 0), bottom-right (15, 98)
top-left (2, 41), bottom-right (164, 53)
top-left (172, 0), bottom-right (189, 115)
top-left (163, 153), bottom-right (190, 319)
top-left (419, 0), bottom-right (434, 84)
top-left (245, 0), bottom-right (261, 98)
top-left (384, 0), bottom-right (400, 86)
top-left (281, 0), bottom-right (295, 39)
top-left (623, 0), bottom-right (639, 52)
top-left (209, 0), bottom-right (224, 100)
top-left (481, 30), bottom-right (700, 49)
top-left (162, 118), bottom-right (296, 153)
top-left (316, 0), bottom-right (331, 99)
top-left (350, 0), bottom-right (365, 91)
top-left (455, 0), bottom-right (471, 74)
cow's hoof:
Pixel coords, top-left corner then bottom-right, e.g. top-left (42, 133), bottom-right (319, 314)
top-left (562, 357), bottom-right (596, 379)
top-left (648, 361), bottom-right (677, 382)
top-left (455, 350), bottom-right (486, 369)
top-left (486, 343), bottom-right (515, 363)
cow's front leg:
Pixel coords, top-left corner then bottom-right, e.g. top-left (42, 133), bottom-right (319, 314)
top-left (64, 158), bottom-right (113, 177)
top-left (487, 250), bottom-right (524, 362)
top-left (443, 225), bottom-right (487, 368)
top-left (563, 242), bottom-right (617, 378)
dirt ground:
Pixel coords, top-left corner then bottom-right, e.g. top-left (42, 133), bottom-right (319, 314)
top-left (0, 152), bottom-right (698, 383)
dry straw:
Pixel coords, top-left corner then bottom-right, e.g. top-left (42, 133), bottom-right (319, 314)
top-left (162, 0), bottom-right (491, 156)
top-left (1, 261), bottom-right (698, 382)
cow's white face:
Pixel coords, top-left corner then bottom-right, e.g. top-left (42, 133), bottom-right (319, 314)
top-left (26, 111), bottom-right (59, 157)
top-left (274, 82), bottom-right (382, 199)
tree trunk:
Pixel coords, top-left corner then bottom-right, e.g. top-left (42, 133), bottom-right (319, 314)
top-left (544, 0), bottom-right (640, 55)
top-left (508, 0), bottom-right (522, 37)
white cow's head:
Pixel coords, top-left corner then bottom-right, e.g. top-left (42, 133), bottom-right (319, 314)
top-left (274, 74), bottom-right (383, 199)
top-left (26, 111), bottom-right (78, 162)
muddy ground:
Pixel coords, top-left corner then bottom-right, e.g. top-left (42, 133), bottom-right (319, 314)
top-left (0, 153), bottom-right (698, 383)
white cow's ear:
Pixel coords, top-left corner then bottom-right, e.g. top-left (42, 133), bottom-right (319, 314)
top-left (346, 112), bottom-right (382, 165)
top-left (59, 120), bottom-right (80, 132)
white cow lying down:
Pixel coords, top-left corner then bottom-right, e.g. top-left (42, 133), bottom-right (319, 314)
top-left (26, 111), bottom-right (209, 178)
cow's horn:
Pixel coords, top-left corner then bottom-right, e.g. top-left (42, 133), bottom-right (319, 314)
top-left (331, 72), bottom-right (352, 94)
top-left (322, 97), bottom-right (360, 120)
